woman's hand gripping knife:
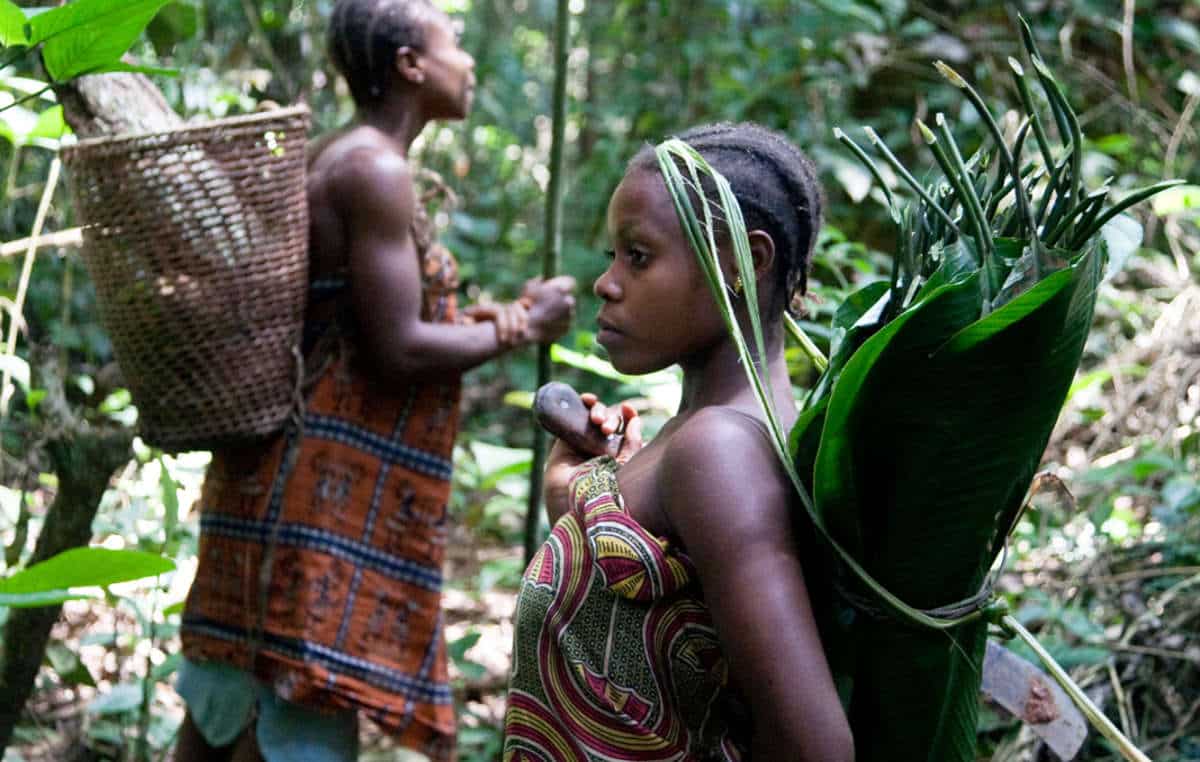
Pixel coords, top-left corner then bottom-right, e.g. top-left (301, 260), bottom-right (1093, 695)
top-left (533, 381), bottom-right (643, 524)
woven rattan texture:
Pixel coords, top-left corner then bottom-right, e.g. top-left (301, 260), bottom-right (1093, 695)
top-left (62, 106), bottom-right (311, 452)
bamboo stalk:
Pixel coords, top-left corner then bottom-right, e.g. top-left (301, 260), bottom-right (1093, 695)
top-left (523, 0), bottom-right (571, 565)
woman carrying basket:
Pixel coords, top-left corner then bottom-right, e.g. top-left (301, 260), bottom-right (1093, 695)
top-left (175, 2), bottom-right (576, 761)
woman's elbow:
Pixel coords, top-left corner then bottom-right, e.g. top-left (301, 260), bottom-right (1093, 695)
top-left (759, 717), bottom-right (854, 762)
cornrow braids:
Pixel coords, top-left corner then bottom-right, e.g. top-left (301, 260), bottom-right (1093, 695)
top-left (632, 122), bottom-right (824, 317)
top-left (328, 0), bottom-right (435, 107)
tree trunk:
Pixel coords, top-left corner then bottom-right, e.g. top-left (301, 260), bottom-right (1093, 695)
top-left (0, 426), bottom-right (133, 750)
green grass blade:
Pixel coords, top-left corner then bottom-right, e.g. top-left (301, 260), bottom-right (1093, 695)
top-left (935, 61), bottom-right (1041, 273)
top-left (1070, 179), bottom-right (1186, 248)
top-left (1009, 57), bottom-right (1056, 171)
top-left (833, 127), bottom-right (902, 225)
top-left (863, 126), bottom-right (961, 234)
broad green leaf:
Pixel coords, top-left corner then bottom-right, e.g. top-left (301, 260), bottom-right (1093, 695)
top-left (28, 104), bottom-right (67, 141)
top-left (801, 246), bottom-right (1104, 760)
top-left (0, 547), bottom-right (174, 601)
top-left (0, 0), bottom-right (27, 47)
top-left (30, 0), bottom-right (172, 82)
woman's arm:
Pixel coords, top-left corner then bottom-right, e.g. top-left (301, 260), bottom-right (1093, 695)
top-left (332, 148), bottom-right (575, 379)
top-left (660, 409), bottom-right (854, 762)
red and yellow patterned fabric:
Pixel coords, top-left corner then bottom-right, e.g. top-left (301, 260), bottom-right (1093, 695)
top-left (504, 457), bottom-right (749, 761)
top-left (182, 231), bottom-right (462, 761)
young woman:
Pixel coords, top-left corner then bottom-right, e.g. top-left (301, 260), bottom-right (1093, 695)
top-left (176, 2), bottom-right (575, 761)
top-left (504, 123), bottom-right (854, 761)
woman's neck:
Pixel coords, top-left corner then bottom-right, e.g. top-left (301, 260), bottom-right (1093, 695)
top-left (356, 97), bottom-right (429, 155)
top-left (676, 326), bottom-right (795, 423)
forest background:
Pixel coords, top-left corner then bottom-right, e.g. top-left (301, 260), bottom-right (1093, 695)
top-left (0, 0), bottom-right (1198, 760)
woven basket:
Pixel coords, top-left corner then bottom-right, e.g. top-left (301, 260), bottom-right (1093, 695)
top-left (62, 105), bottom-right (311, 452)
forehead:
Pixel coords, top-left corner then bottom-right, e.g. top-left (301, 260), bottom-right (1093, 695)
top-left (609, 168), bottom-right (670, 218)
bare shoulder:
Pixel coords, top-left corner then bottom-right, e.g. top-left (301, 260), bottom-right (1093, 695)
top-left (310, 126), bottom-right (414, 215)
top-left (659, 407), bottom-right (793, 542)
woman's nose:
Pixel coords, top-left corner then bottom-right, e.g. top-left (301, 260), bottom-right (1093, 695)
top-left (594, 267), bottom-right (620, 301)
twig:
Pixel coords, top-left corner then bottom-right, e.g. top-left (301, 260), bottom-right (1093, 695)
top-left (1103, 642), bottom-right (1200, 665)
top-left (1121, 0), bottom-right (1139, 104)
top-left (1108, 661), bottom-right (1137, 741)
top-left (0, 226), bottom-right (82, 258)
top-left (0, 157), bottom-right (61, 418)
top-left (1084, 566), bottom-right (1200, 586)
top-left (1163, 90), bottom-right (1199, 180)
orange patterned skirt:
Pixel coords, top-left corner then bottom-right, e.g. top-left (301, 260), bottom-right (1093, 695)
top-left (181, 348), bottom-right (462, 761)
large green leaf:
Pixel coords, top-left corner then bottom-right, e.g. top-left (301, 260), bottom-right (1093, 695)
top-left (28, 0), bottom-right (172, 82)
top-left (0, 547), bottom-right (174, 608)
top-left (801, 243), bottom-right (1103, 760)
top-left (0, 0), bottom-right (27, 47)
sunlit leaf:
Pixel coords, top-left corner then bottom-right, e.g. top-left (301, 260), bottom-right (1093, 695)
top-left (0, 547), bottom-right (174, 603)
top-left (0, 353), bottom-right (30, 393)
top-left (29, 0), bottom-right (173, 81)
top-left (28, 104), bottom-right (67, 141)
top-left (0, 0), bottom-right (27, 47)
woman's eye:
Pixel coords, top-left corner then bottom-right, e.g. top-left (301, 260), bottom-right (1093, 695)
top-left (603, 249), bottom-right (616, 260)
top-left (628, 249), bottom-right (649, 266)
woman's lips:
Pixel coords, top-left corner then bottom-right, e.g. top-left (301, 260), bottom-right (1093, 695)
top-left (596, 318), bottom-right (623, 344)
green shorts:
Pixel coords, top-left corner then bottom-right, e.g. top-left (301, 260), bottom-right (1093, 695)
top-left (175, 657), bottom-right (359, 762)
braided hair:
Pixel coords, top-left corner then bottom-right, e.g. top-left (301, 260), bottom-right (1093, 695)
top-left (328, 0), bottom-right (435, 107)
top-left (630, 122), bottom-right (824, 317)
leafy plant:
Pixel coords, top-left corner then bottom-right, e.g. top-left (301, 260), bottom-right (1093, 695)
top-left (0, 0), bottom-right (174, 113)
top-left (655, 16), bottom-right (1180, 762)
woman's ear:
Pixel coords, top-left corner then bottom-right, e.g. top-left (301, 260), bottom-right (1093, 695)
top-left (747, 230), bottom-right (777, 285)
top-left (395, 46), bottom-right (425, 84)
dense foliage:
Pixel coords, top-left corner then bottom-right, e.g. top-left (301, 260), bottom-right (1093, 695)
top-left (0, 1), bottom-right (1197, 760)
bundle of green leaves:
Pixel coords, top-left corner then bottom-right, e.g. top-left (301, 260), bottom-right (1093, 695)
top-left (657, 17), bottom-right (1178, 762)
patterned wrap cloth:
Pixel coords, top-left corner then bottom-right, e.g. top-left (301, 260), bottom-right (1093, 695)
top-left (504, 457), bottom-right (749, 761)
top-left (181, 209), bottom-right (463, 761)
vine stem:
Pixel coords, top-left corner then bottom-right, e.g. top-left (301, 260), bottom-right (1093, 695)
top-left (1001, 614), bottom-right (1151, 762)
top-left (0, 156), bottom-right (60, 418)
top-left (784, 314), bottom-right (828, 372)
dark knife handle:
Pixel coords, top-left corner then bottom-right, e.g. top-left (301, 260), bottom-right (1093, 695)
top-left (533, 381), bottom-right (623, 458)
